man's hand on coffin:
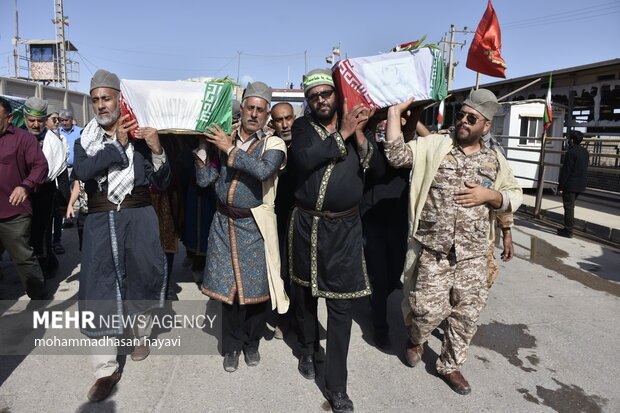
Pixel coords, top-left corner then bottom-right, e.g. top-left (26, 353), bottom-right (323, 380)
top-left (402, 104), bottom-right (424, 140)
top-left (134, 127), bottom-right (163, 155)
top-left (386, 98), bottom-right (415, 142)
top-left (115, 114), bottom-right (138, 147)
top-left (203, 124), bottom-right (233, 153)
top-left (339, 100), bottom-right (367, 140)
top-left (387, 98), bottom-right (415, 119)
top-left (354, 107), bottom-right (376, 146)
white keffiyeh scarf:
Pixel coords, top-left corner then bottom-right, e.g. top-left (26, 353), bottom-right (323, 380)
top-left (81, 118), bottom-right (135, 205)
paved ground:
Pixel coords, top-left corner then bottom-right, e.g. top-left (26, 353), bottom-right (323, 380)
top-left (1, 215), bottom-right (619, 412)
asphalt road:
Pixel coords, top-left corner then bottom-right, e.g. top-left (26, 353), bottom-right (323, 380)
top-left (0, 217), bottom-right (618, 412)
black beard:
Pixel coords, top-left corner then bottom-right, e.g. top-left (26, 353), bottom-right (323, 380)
top-left (312, 104), bottom-right (337, 121)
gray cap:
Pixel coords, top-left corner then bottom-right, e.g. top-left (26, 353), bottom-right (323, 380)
top-left (302, 68), bottom-right (334, 95)
top-left (462, 88), bottom-right (500, 121)
top-left (242, 81), bottom-right (272, 106)
top-left (59, 108), bottom-right (74, 119)
top-left (232, 99), bottom-right (241, 119)
top-left (90, 69), bottom-right (121, 93)
top-left (23, 97), bottom-right (48, 117)
top-left (47, 105), bottom-right (60, 115)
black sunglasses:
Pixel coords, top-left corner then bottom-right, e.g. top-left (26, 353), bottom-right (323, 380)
top-left (307, 89), bottom-right (334, 103)
top-left (455, 111), bottom-right (484, 126)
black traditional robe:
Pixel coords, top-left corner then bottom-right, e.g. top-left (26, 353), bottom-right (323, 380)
top-left (74, 138), bottom-right (171, 337)
top-left (288, 115), bottom-right (374, 299)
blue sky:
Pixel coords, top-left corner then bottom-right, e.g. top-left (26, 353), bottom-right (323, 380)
top-left (1, 0), bottom-right (618, 94)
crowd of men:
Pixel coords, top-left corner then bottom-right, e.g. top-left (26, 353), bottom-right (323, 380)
top-left (0, 67), bottom-right (524, 413)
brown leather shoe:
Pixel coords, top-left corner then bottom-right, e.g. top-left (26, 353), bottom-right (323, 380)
top-left (405, 340), bottom-right (424, 367)
top-left (441, 370), bottom-right (471, 395)
top-left (130, 344), bottom-right (150, 361)
top-left (87, 370), bottom-right (121, 402)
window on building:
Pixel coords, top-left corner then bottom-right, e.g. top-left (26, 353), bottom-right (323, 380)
top-left (519, 116), bottom-right (543, 145)
top-left (30, 45), bottom-right (55, 62)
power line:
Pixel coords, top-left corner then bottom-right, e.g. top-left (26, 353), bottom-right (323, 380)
top-left (504, 8), bottom-right (620, 31)
top-left (503, 4), bottom-right (620, 30)
top-left (77, 42), bottom-right (233, 60)
top-left (212, 55), bottom-right (238, 78)
top-left (503, 1), bottom-right (618, 27)
top-left (75, 51), bottom-right (96, 78)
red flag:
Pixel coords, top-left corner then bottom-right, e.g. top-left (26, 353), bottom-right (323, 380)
top-left (466, 0), bottom-right (507, 78)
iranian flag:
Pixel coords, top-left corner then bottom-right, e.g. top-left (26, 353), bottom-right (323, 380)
top-left (119, 79), bottom-right (233, 135)
top-left (332, 45), bottom-right (341, 56)
top-left (437, 99), bottom-right (445, 130)
top-left (543, 73), bottom-right (553, 133)
top-left (332, 47), bottom-right (447, 111)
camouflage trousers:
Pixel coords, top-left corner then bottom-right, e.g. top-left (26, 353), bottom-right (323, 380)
top-left (409, 246), bottom-right (488, 375)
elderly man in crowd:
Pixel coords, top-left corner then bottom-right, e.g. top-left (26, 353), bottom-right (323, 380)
top-left (194, 82), bottom-right (289, 373)
top-left (0, 97), bottom-right (48, 300)
top-left (383, 89), bottom-right (522, 395)
top-left (23, 97), bottom-right (68, 278)
top-left (73, 69), bottom-right (171, 402)
top-left (271, 101), bottom-right (296, 339)
top-left (288, 69), bottom-right (375, 413)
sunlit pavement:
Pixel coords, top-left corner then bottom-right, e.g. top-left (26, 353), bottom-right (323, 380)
top-left (1, 217), bottom-right (618, 412)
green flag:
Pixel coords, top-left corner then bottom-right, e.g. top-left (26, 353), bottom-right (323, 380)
top-left (195, 82), bottom-right (233, 134)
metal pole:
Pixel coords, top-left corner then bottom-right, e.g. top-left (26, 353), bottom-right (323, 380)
top-left (475, 72), bottom-right (480, 89)
top-left (236, 51), bottom-right (241, 84)
top-left (13, 0), bottom-right (20, 78)
top-left (447, 25), bottom-right (455, 91)
top-left (55, 0), bottom-right (68, 89)
top-left (533, 128), bottom-right (548, 217)
top-left (498, 78), bottom-right (542, 101)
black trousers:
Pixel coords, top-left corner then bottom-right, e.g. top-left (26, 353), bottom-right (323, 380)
top-left (294, 283), bottom-right (352, 393)
top-left (562, 192), bottom-right (579, 234)
top-left (221, 299), bottom-right (267, 353)
top-left (30, 181), bottom-right (56, 258)
top-left (363, 219), bottom-right (407, 336)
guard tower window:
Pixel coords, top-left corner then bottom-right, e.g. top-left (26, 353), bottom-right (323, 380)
top-left (30, 45), bottom-right (55, 62)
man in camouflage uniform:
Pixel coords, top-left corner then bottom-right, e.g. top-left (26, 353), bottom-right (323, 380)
top-left (384, 89), bottom-right (522, 395)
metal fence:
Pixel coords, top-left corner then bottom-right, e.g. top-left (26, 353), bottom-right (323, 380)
top-left (495, 133), bottom-right (620, 215)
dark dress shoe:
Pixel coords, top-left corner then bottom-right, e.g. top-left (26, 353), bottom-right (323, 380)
top-left (87, 370), bottom-right (121, 402)
top-left (557, 228), bottom-right (573, 238)
top-left (243, 349), bottom-right (260, 367)
top-left (405, 340), bottom-right (423, 367)
top-left (130, 344), bottom-right (150, 361)
top-left (223, 351), bottom-right (240, 372)
top-left (326, 390), bottom-right (354, 413)
top-left (298, 355), bottom-right (315, 380)
top-left (441, 370), bottom-right (471, 395)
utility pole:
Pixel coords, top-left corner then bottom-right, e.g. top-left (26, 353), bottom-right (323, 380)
top-left (13, 0), bottom-right (20, 78)
top-left (439, 24), bottom-right (474, 92)
top-left (236, 51), bottom-right (241, 84)
top-left (54, 0), bottom-right (68, 89)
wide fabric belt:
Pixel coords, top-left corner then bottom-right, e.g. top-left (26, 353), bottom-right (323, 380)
top-left (296, 204), bottom-right (359, 220)
top-left (216, 199), bottom-right (253, 219)
top-left (88, 186), bottom-right (151, 213)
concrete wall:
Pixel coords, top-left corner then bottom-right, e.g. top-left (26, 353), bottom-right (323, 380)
top-left (0, 76), bottom-right (92, 126)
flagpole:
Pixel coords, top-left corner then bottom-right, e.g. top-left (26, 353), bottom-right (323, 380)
top-left (533, 128), bottom-right (547, 218)
top-left (475, 72), bottom-right (480, 90)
